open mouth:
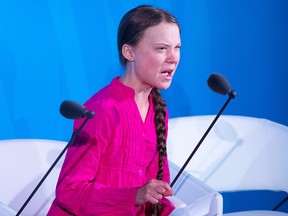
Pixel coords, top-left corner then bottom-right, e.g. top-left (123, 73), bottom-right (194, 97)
top-left (161, 69), bottom-right (173, 78)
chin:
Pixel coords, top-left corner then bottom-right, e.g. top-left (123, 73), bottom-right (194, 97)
top-left (158, 82), bottom-right (172, 90)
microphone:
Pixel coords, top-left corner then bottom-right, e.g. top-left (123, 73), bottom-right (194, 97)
top-left (16, 100), bottom-right (94, 216)
top-left (170, 73), bottom-right (236, 187)
top-left (207, 73), bottom-right (231, 95)
top-left (60, 100), bottom-right (95, 119)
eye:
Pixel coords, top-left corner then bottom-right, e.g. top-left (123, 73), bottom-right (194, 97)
top-left (175, 44), bottom-right (181, 49)
top-left (157, 46), bottom-right (167, 51)
top-left (155, 44), bottom-right (169, 52)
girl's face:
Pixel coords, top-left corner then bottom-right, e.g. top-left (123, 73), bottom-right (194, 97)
top-left (125, 22), bottom-right (181, 91)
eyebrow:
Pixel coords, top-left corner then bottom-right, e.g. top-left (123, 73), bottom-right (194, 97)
top-left (152, 42), bottom-right (182, 47)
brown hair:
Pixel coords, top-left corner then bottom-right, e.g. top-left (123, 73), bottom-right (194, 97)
top-left (151, 88), bottom-right (167, 181)
top-left (117, 5), bottom-right (180, 66)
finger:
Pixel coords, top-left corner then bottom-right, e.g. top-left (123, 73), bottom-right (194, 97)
top-left (147, 179), bottom-right (172, 199)
top-left (146, 184), bottom-right (163, 203)
top-left (163, 189), bottom-right (173, 196)
top-left (156, 180), bottom-right (172, 191)
top-left (155, 186), bottom-right (173, 197)
top-left (151, 193), bottom-right (163, 204)
top-left (154, 180), bottom-right (172, 195)
top-left (154, 185), bottom-right (166, 195)
top-left (150, 196), bottom-right (160, 204)
top-left (143, 189), bottom-right (161, 204)
top-left (162, 182), bottom-right (172, 192)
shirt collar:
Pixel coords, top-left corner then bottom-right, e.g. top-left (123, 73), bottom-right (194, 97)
top-left (111, 77), bottom-right (135, 98)
top-left (111, 76), bottom-right (153, 104)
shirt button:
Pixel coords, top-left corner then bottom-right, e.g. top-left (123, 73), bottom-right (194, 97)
top-left (138, 170), bottom-right (143, 175)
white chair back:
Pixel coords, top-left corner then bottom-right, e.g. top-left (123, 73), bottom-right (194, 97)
top-left (0, 139), bottom-right (66, 215)
top-left (0, 138), bottom-right (223, 215)
top-left (167, 115), bottom-right (288, 215)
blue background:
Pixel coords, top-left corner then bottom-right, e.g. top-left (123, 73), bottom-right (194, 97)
top-left (0, 0), bottom-right (287, 213)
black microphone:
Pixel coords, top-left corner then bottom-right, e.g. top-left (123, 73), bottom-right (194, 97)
top-left (207, 73), bottom-right (231, 95)
top-left (60, 100), bottom-right (95, 119)
top-left (16, 100), bottom-right (94, 216)
top-left (170, 73), bottom-right (236, 187)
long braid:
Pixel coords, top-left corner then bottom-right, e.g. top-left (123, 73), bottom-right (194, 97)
top-left (151, 88), bottom-right (167, 216)
top-left (152, 88), bottom-right (167, 180)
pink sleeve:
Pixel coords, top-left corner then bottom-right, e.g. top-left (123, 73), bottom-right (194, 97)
top-left (54, 110), bottom-right (141, 215)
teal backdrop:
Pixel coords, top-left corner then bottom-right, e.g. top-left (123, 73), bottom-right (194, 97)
top-left (0, 0), bottom-right (288, 213)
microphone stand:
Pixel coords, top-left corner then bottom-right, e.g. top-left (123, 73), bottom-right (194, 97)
top-left (273, 195), bottom-right (288, 211)
top-left (16, 115), bottom-right (93, 216)
top-left (170, 90), bottom-right (236, 188)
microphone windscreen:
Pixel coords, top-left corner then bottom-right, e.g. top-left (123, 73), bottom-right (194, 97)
top-left (207, 73), bottom-right (231, 95)
top-left (60, 100), bottom-right (86, 119)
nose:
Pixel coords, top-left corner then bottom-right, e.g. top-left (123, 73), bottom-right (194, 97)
top-left (166, 49), bottom-right (180, 64)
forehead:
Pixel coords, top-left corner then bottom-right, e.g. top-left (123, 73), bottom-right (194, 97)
top-left (140, 22), bottom-right (180, 44)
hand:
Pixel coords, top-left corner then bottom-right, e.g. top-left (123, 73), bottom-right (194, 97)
top-left (135, 179), bottom-right (173, 205)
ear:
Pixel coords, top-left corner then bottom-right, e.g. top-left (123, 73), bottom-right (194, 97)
top-left (122, 44), bottom-right (135, 62)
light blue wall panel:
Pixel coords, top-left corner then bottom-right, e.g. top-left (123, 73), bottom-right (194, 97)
top-left (1, 1), bottom-right (287, 140)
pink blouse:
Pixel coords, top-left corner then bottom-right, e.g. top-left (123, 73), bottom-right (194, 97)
top-left (47, 77), bottom-right (174, 215)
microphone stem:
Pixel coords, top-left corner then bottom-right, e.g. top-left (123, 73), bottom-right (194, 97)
top-left (170, 90), bottom-right (236, 188)
top-left (272, 195), bottom-right (288, 211)
top-left (16, 116), bottom-right (92, 216)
